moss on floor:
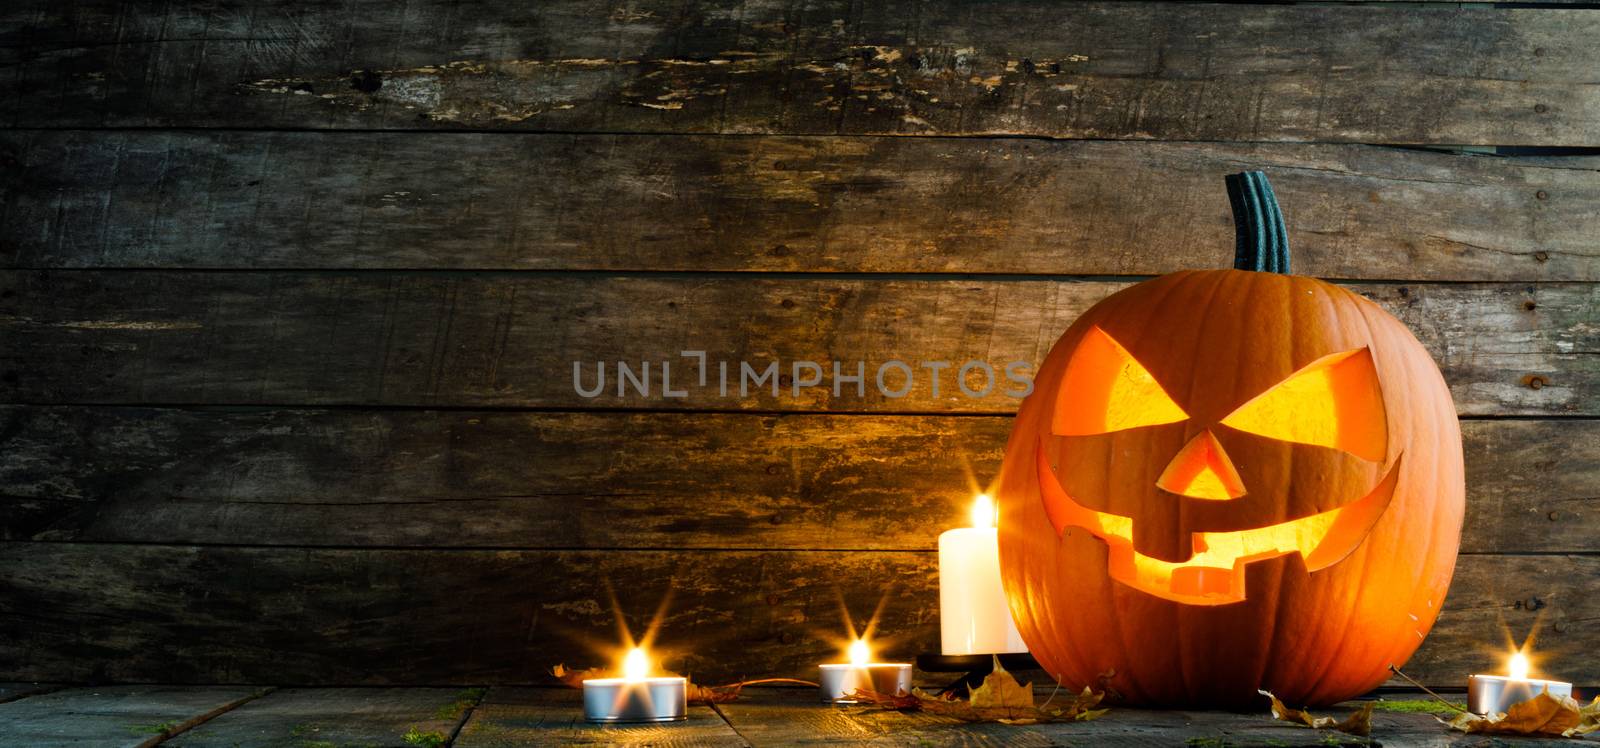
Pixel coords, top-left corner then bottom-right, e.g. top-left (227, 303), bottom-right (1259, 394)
top-left (1369, 698), bottom-right (1465, 714)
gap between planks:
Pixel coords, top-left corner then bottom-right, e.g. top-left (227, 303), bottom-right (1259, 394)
top-left (7, 123), bottom-right (1600, 150)
top-left (0, 402), bottom-right (1585, 421)
top-left (138, 687), bottom-right (276, 747)
top-left (708, 701), bottom-right (755, 747)
top-left (444, 687), bottom-right (488, 747)
top-left (3, 540), bottom-right (1596, 557)
top-left (0, 684), bottom-right (68, 705)
top-left (2, 267), bottom-right (1591, 287)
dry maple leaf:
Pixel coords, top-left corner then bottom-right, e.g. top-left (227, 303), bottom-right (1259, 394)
top-left (968, 656), bottom-right (1035, 711)
top-left (849, 660), bottom-right (1107, 726)
top-left (1442, 692), bottom-right (1587, 737)
top-left (1259, 690), bottom-right (1373, 737)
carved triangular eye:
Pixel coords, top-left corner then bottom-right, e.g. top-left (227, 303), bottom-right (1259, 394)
top-left (1054, 326), bottom-right (1188, 436)
top-left (1220, 347), bottom-right (1387, 462)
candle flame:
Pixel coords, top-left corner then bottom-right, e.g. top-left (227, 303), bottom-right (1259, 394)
top-left (971, 493), bottom-right (996, 529)
top-left (1509, 651), bottom-right (1529, 680)
top-left (623, 647), bottom-right (649, 681)
top-left (848, 639), bottom-right (870, 666)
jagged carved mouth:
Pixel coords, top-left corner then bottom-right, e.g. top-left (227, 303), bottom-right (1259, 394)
top-left (1035, 439), bottom-right (1399, 606)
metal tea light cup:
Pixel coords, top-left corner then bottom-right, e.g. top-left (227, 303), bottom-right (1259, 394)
top-left (818, 663), bottom-right (913, 703)
top-left (582, 676), bottom-right (688, 723)
top-left (1468, 674), bottom-right (1571, 715)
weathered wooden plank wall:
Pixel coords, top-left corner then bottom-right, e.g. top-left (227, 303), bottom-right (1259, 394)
top-left (1, 0), bottom-right (1597, 689)
top-left (4, 2), bottom-right (1600, 143)
top-left (0, 274), bottom-right (1590, 415)
top-left (4, 132), bottom-right (1593, 280)
top-left (6, 409), bottom-right (1595, 554)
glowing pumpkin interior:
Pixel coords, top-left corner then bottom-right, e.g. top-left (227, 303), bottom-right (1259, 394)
top-left (1039, 325), bottom-right (1396, 605)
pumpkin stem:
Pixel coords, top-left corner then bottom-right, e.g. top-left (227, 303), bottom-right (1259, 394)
top-left (1225, 171), bottom-right (1291, 273)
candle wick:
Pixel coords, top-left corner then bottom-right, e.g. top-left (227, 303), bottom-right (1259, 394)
top-left (1387, 665), bottom-right (1468, 713)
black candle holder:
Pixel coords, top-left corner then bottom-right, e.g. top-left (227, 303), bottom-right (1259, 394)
top-left (914, 653), bottom-right (1041, 696)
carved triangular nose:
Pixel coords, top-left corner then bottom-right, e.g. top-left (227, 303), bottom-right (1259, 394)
top-left (1157, 429), bottom-right (1246, 500)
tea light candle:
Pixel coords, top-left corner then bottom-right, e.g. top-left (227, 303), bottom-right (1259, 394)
top-left (818, 639), bottom-right (913, 703)
top-left (582, 647), bottom-right (687, 723)
top-left (938, 494), bottom-right (1027, 655)
top-left (1468, 651), bottom-right (1572, 715)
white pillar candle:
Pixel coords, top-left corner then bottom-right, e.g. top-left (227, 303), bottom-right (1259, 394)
top-left (938, 494), bottom-right (1027, 655)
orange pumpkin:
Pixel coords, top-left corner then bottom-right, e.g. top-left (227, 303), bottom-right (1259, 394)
top-left (995, 173), bottom-right (1464, 707)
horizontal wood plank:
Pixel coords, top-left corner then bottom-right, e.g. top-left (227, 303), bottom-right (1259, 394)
top-left (4, 2), bottom-right (1599, 144)
top-left (714, 687), bottom-right (1510, 748)
top-left (4, 131), bottom-right (1597, 281)
top-left (0, 272), bottom-right (1590, 415)
top-left (166, 687), bottom-right (474, 748)
top-left (0, 682), bottom-right (63, 704)
top-left (3, 407), bottom-right (1595, 554)
top-left (0, 545), bottom-right (1591, 687)
top-left (0, 685), bottom-right (264, 748)
top-left (456, 687), bottom-right (745, 748)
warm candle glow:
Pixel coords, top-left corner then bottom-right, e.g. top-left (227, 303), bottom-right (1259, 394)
top-left (623, 647), bottom-right (649, 681)
top-left (847, 639), bottom-right (870, 666)
top-left (940, 492), bottom-right (1027, 655)
top-left (1509, 651), bottom-right (1529, 681)
top-left (971, 494), bottom-right (996, 529)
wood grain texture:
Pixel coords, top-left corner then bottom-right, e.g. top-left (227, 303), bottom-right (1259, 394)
top-left (0, 272), bottom-right (1591, 416)
top-left (166, 687), bottom-right (474, 748)
top-left (0, 685), bottom-right (263, 748)
top-left (456, 687), bottom-right (746, 747)
top-left (4, 2), bottom-right (1600, 144)
top-left (0, 682), bottom-right (62, 705)
top-left (3, 407), bottom-right (1595, 554)
top-left (0, 545), bottom-right (1591, 687)
top-left (3, 686), bottom-right (1577, 748)
top-left (714, 687), bottom-right (1526, 747)
top-left (4, 131), bottom-right (1596, 281)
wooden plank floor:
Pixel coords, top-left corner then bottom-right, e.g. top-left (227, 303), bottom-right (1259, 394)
top-left (0, 685), bottom-right (1591, 747)
top-left (166, 688), bottom-right (473, 748)
top-left (0, 686), bottom-right (265, 747)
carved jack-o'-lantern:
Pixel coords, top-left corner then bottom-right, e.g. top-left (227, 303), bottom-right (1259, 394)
top-left (996, 173), bottom-right (1464, 707)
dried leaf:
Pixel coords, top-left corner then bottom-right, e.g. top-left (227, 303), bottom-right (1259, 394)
top-left (848, 688), bottom-right (922, 710)
top-left (1568, 696), bottom-right (1600, 737)
top-left (1259, 690), bottom-right (1374, 737)
top-left (850, 679), bottom-right (1107, 725)
top-left (1094, 669), bottom-right (1124, 703)
top-left (551, 663), bottom-right (605, 689)
top-left (968, 656), bottom-right (1035, 710)
top-left (687, 681), bottom-right (740, 704)
top-left (1443, 692), bottom-right (1583, 737)
top-left (690, 678), bottom-right (821, 704)
top-left (552, 665), bottom-right (814, 705)
top-left (1329, 703), bottom-right (1374, 737)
